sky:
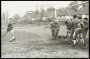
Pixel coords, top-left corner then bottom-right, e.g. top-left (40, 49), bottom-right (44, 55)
top-left (2, 1), bottom-right (78, 18)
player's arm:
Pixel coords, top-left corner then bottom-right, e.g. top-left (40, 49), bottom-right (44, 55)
top-left (82, 22), bottom-right (89, 28)
top-left (49, 22), bottom-right (55, 27)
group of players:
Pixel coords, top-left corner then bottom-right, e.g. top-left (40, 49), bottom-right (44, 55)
top-left (2, 15), bottom-right (89, 48)
top-left (50, 15), bottom-right (89, 48)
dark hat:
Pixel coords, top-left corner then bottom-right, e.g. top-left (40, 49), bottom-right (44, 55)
top-left (78, 17), bottom-right (82, 19)
top-left (65, 21), bottom-right (68, 24)
top-left (73, 15), bottom-right (77, 18)
top-left (84, 17), bottom-right (88, 21)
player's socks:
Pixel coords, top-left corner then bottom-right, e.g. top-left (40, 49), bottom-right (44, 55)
top-left (10, 38), bottom-right (13, 42)
top-left (13, 38), bottom-right (15, 41)
top-left (10, 35), bottom-right (15, 42)
top-left (12, 35), bottom-right (15, 41)
top-left (73, 40), bottom-right (76, 45)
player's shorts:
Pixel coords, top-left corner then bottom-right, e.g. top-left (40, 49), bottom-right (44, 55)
top-left (11, 29), bottom-right (14, 35)
top-left (6, 28), bottom-right (14, 37)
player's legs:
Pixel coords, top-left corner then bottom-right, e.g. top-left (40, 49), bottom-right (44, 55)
top-left (54, 29), bottom-right (59, 39)
top-left (10, 29), bottom-right (15, 42)
top-left (72, 28), bottom-right (82, 45)
top-left (73, 28), bottom-right (82, 40)
top-left (82, 30), bottom-right (87, 48)
top-left (70, 28), bottom-right (75, 43)
top-left (51, 28), bottom-right (55, 40)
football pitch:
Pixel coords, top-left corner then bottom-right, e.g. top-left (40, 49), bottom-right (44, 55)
top-left (1, 25), bottom-right (89, 58)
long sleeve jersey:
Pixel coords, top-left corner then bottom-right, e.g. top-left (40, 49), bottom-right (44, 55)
top-left (7, 23), bottom-right (13, 31)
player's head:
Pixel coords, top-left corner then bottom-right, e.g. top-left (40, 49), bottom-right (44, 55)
top-left (78, 16), bottom-right (82, 19)
top-left (73, 15), bottom-right (77, 18)
top-left (65, 21), bottom-right (68, 25)
top-left (83, 17), bottom-right (88, 22)
top-left (9, 18), bottom-right (12, 23)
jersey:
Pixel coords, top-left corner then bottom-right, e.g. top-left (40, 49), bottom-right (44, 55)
top-left (50, 21), bottom-right (60, 30)
top-left (82, 21), bottom-right (89, 31)
top-left (71, 18), bottom-right (81, 29)
top-left (65, 21), bottom-right (72, 30)
top-left (7, 23), bottom-right (13, 32)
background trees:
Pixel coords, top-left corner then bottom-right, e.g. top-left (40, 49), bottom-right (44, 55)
top-left (12, 14), bottom-right (21, 23)
top-left (69, 1), bottom-right (79, 12)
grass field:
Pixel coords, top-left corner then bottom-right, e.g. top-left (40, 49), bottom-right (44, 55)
top-left (1, 25), bottom-right (89, 58)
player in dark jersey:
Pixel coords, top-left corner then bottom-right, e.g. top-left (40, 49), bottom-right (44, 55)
top-left (73, 17), bottom-right (89, 48)
top-left (81, 17), bottom-right (89, 48)
top-left (70, 15), bottom-right (81, 42)
top-left (64, 20), bottom-right (72, 43)
top-left (2, 18), bottom-right (15, 42)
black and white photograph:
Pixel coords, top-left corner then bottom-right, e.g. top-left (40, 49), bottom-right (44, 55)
top-left (1, 1), bottom-right (89, 58)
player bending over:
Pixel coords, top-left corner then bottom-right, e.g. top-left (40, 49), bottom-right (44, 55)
top-left (2, 18), bottom-right (15, 42)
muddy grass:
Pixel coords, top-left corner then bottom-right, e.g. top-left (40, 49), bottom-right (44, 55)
top-left (1, 25), bottom-right (89, 58)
